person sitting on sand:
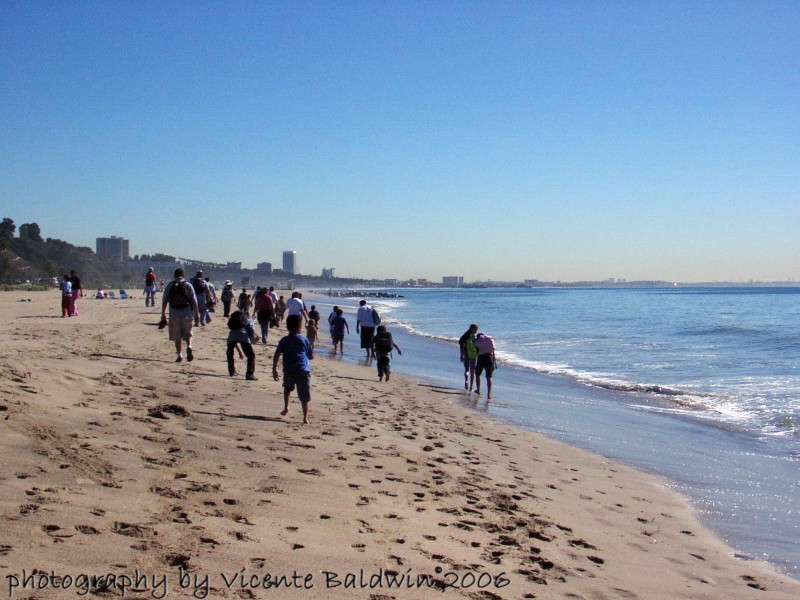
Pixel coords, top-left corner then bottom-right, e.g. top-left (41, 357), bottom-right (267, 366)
top-left (330, 308), bottom-right (349, 355)
top-left (273, 314), bottom-right (314, 425)
top-left (372, 325), bottom-right (402, 382)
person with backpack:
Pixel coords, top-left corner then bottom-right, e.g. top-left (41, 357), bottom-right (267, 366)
top-left (226, 310), bottom-right (257, 380)
top-left (459, 323), bottom-right (479, 391)
top-left (220, 281), bottom-right (235, 317)
top-left (160, 268), bottom-right (200, 363)
top-left (190, 271), bottom-right (211, 325)
top-left (372, 325), bottom-right (402, 382)
top-left (474, 332), bottom-right (497, 399)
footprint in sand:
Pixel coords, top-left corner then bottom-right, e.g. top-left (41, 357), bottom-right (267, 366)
top-left (75, 525), bottom-right (101, 535)
top-left (297, 468), bottom-right (322, 476)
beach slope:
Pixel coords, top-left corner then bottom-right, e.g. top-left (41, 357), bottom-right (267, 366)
top-left (0, 291), bottom-right (797, 599)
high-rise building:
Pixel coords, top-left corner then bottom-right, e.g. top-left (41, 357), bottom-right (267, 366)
top-left (257, 262), bottom-right (273, 275)
top-left (282, 251), bottom-right (297, 274)
top-left (442, 276), bottom-right (464, 287)
top-left (96, 236), bottom-right (130, 260)
top-left (321, 267), bottom-right (335, 278)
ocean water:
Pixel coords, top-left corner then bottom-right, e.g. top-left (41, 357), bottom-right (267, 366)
top-left (314, 287), bottom-right (800, 576)
top-left (377, 287), bottom-right (800, 443)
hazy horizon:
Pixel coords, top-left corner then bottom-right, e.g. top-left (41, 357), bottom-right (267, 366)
top-left (2, 2), bottom-right (798, 283)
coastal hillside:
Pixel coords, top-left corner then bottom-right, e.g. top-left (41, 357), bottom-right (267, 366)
top-left (0, 218), bottom-right (136, 288)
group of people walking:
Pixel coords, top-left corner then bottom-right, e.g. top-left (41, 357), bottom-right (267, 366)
top-left (61, 266), bottom-right (497, 404)
top-left (141, 267), bottom-right (495, 421)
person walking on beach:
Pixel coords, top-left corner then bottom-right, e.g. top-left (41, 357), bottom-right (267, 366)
top-left (286, 291), bottom-right (309, 326)
top-left (459, 324), bottom-right (479, 391)
top-left (190, 271), bottom-right (211, 325)
top-left (69, 270), bottom-right (82, 316)
top-left (330, 308), bottom-right (349, 355)
top-left (204, 277), bottom-right (217, 317)
top-left (276, 295), bottom-right (286, 323)
top-left (372, 325), bottom-right (402, 382)
top-left (273, 314), bottom-right (314, 425)
top-left (160, 268), bottom-right (200, 363)
top-left (356, 300), bottom-right (377, 359)
top-left (237, 288), bottom-right (252, 315)
top-left (305, 317), bottom-right (319, 351)
top-left (144, 267), bottom-right (157, 307)
top-left (308, 305), bottom-right (320, 325)
top-left (328, 305), bottom-right (339, 337)
top-left (226, 310), bottom-right (257, 380)
top-left (60, 274), bottom-right (72, 318)
top-left (474, 332), bottom-right (497, 399)
top-left (220, 281), bottom-right (234, 317)
top-left (253, 287), bottom-right (275, 344)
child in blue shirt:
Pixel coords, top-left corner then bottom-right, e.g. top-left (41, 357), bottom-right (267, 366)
top-left (273, 314), bottom-right (314, 424)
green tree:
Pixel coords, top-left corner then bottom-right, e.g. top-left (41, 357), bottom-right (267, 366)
top-left (0, 218), bottom-right (15, 240)
top-left (19, 222), bottom-right (43, 243)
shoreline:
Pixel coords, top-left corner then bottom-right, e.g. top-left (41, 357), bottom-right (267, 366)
top-left (1, 290), bottom-right (798, 598)
top-left (317, 291), bottom-right (800, 577)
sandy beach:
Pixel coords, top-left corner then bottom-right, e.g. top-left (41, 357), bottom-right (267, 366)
top-left (0, 290), bottom-right (797, 599)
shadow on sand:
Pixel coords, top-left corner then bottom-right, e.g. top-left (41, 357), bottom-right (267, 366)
top-left (193, 410), bottom-right (283, 423)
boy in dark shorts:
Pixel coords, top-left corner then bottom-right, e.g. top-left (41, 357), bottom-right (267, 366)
top-left (273, 314), bottom-right (314, 424)
top-left (474, 333), bottom-right (496, 399)
top-left (372, 325), bottom-right (402, 381)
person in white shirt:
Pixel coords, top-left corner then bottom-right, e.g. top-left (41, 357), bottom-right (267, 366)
top-left (356, 299), bottom-right (377, 359)
top-left (285, 291), bottom-right (309, 326)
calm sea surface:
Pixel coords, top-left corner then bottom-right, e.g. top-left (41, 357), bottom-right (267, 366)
top-left (315, 287), bottom-right (800, 575)
top-left (378, 287), bottom-right (800, 442)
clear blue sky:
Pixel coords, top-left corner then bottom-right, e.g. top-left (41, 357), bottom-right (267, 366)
top-left (2, 1), bottom-right (798, 282)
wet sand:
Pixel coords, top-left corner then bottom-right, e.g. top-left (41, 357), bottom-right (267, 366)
top-left (1, 290), bottom-right (797, 599)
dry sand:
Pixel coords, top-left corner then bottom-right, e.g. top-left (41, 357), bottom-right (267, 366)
top-left (0, 289), bottom-right (797, 599)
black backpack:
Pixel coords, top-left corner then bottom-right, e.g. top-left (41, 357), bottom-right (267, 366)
top-left (191, 277), bottom-right (207, 295)
top-left (168, 281), bottom-right (192, 309)
top-left (374, 331), bottom-right (393, 353)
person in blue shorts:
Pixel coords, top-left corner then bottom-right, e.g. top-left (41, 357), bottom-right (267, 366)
top-left (273, 314), bottom-right (314, 424)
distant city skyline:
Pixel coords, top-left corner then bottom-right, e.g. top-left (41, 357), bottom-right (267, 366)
top-left (2, 3), bottom-right (798, 283)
